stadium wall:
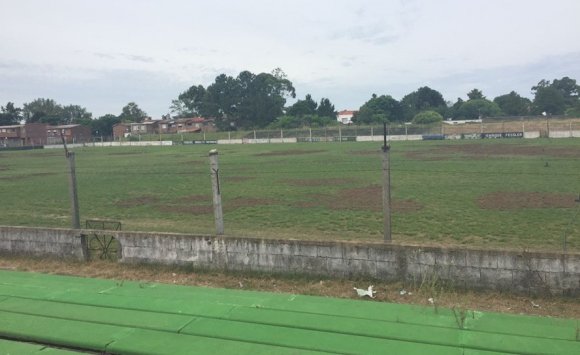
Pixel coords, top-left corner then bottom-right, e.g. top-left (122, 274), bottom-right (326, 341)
top-left (1, 226), bottom-right (578, 296)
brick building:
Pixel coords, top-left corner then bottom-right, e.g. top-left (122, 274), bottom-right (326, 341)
top-left (0, 123), bottom-right (48, 147)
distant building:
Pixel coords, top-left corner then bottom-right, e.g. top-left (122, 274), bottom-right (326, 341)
top-left (112, 119), bottom-right (159, 140)
top-left (112, 123), bottom-right (130, 140)
top-left (158, 117), bottom-right (215, 134)
top-left (0, 123), bottom-right (47, 147)
top-left (337, 110), bottom-right (357, 124)
top-left (46, 124), bottom-right (92, 144)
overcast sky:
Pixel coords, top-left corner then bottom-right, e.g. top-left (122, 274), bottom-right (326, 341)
top-left (1, 0), bottom-right (580, 118)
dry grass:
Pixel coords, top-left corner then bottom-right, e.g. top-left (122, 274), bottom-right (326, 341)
top-left (1, 254), bottom-right (579, 319)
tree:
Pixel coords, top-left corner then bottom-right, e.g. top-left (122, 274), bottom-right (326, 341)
top-left (170, 84), bottom-right (207, 117)
top-left (532, 87), bottom-right (566, 115)
top-left (456, 99), bottom-right (501, 119)
top-left (237, 71), bottom-right (296, 128)
top-left (467, 89), bottom-right (485, 100)
top-left (0, 102), bottom-right (22, 125)
top-left (62, 105), bottom-right (93, 125)
top-left (353, 94), bottom-right (402, 124)
top-left (172, 69), bottom-right (295, 130)
top-left (91, 114), bottom-right (120, 136)
top-left (532, 77), bottom-right (579, 113)
top-left (412, 110), bottom-right (443, 124)
top-left (316, 98), bottom-right (336, 119)
top-left (493, 91), bottom-right (531, 116)
top-left (23, 98), bottom-right (63, 123)
top-left (119, 102), bottom-right (147, 122)
top-left (286, 94), bottom-right (318, 117)
top-left (401, 86), bottom-right (446, 121)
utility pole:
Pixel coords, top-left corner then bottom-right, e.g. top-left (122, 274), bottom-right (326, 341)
top-left (61, 132), bottom-right (80, 229)
top-left (381, 122), bottom-right (392, 242)
top-left (209, 149), bottom-right (224, 235)
top-left (67, 152), bottom-right (81, 229)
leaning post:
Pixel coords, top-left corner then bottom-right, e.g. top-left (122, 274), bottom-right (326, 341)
top-left (67, 152), bottom-right (81, 230)
top-left (209, 149), bottom-right (224, 235)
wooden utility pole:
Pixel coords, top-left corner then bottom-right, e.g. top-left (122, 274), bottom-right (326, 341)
top-left (381, 122), bottom-right (392, 242)
top-left (209, 149), bottom-right (224, 235)
top-left (67, 152), bottom-right (81, 229)
top-left (60, 131), bottom-right (80, 229)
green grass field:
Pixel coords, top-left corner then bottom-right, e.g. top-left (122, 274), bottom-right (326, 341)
top-left (1, 138), bottom-right (579, 251)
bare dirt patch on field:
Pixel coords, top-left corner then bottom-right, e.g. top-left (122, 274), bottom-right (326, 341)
top-left (159, 197), bottom-right (279, 215)
top-left (224, 176), bottom-right (255, 183)
top-left (478, 192), bottom-right (578, 210)
top-left (282, 178), bottom-right (356, 187)
top-left (227, 197), bottom-right (278, 209)
top-left (158, 205), bottom-right (213, 215)
top-left (0, 164), bottom-right (8, 171)
top-left (254, 149), bottom-right (325, 157)
top-left (350, 149), bottom-right (381, 156)
top-left (0, 172), bottom-right (57, 181)
top-left (405, 144), bottom-right (580, 160)
top-left (106, 151), bottom-right (145, 156)
top-left (177, 194), bottom-right (210, 201)
top-left (116, 195), bottom-right (160, 208)
top-left (297, 185), bottom-right (422, 213)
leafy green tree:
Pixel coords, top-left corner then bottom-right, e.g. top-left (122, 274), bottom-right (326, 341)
top-left (269, 115), bottom-right (303, 129)
top-left (286, 94), bottom-right (318, 117)
top-left (412, 110), bottom-right (443, 124)
top-left (23, 98), bottom-right (63, 123)
top-left (170, 84), bottom-right (207, 117)
top-left (62, 105), bottom-right (93, 125)
top-left (532, 87), bottom-right (566, 115)
top-left (0, 102), bottom-right (22, 125)
top-left (565, 102), bottom-right (580, 117)
top-left (532, 77), bottom-right (579, 113)
top-left (467, 89), bottom-right (485, 100)
top-left (238, 71), bottom-right (295, 128)
top-left (317, 98), bottom-right (336, 119)
top-left (446, 98), bottom-right (464, 119)
top-left (119, 102), bottom-right (147, 122)
top-left (493, 91), bottom-right (531, 116)
top-left (401, 86), bottom-right (446, 121)
top-left (172, 69), bottom-right (295, 130)
top-left (456, 99), bottom-right (501, 119)
top-left (353, 94), bottom-right (402, 124)
top-left (91, 114), bottom-right (120, 136)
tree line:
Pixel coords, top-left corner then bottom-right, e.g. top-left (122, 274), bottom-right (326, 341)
top-left (1, 69), bottom-right (579, 135)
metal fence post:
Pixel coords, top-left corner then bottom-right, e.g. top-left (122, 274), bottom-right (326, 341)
top-left (209, 150), bottom-right (224, 235)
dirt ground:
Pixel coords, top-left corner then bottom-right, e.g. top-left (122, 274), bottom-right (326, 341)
top-left (1, 255), bottom-right (578, 319)
top-left (297, 185), bottom-right (422, 213)
top-left (405, 143), bottom-right (580, 160)
top-left (478, 192), bottom-right (579, 210)
top-left (254, 149), bottom-right (325, 157)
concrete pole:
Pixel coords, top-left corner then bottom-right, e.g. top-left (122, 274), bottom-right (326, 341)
top-left (67, 152), bottom-right (81, 229)
top-left (381, 123), bottom-right (392, 243)
top-left (209, 150), bottom-right (224, 235)
top-left (339, 125), bottom-right (342, 142)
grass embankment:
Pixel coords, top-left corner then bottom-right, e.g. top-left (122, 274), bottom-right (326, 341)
top-left (1, 138), bottom-right (579, 251)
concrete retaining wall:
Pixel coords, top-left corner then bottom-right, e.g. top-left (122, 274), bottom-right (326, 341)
top-left (0, 227), bottom-right (580, 296)
top-left (1, 226), bottom-right (578, 296)
top-left (549, 130), bottom-right (580, 138)
top-left (116, 232), bottom-right (580, 296)
top-left (0, 226), bottom-right (85, 260)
